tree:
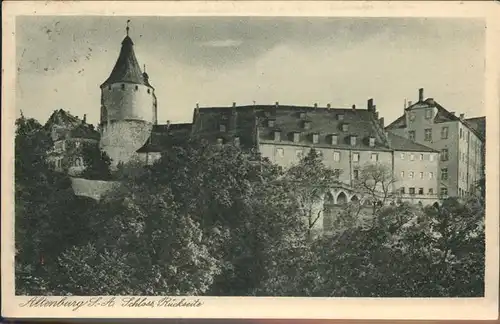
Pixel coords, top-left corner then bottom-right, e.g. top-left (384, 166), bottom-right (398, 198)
top-left (284, 148), bottom-right (341, 240)
top-left (352, 162), bottom-right (397, 219)
top-left (80, 144), bottom-right (112, 180)
top-left (15, 116), bottom-right (97, 294)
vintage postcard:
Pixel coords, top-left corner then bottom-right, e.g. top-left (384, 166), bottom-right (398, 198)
top-left (2, 0), bottom-right (499, 320)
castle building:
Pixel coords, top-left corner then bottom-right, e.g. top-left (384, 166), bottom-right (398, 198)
top-left (385, 88), bottom-right (485, 198)
top-left (43, 109), bottom-right (100, 176)
top-left (190, 101), bottom-right (441, 205)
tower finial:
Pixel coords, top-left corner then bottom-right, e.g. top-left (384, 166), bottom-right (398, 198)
top-left (126, 19), bottom-right (131, 36)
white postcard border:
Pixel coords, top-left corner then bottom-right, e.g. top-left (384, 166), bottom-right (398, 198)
top-left (2, 1), bottom-right (499, 320)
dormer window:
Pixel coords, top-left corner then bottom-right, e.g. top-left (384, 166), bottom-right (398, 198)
top-left (274, 130), bottom-right (281, 141)
top-left (331, 134), bottom-right (338, 145)
top-left (337, 114), bottom-right (345, 121)
top-left (369, 136), bottom-right (376, 147)
top-left (342, 124), bottom-right (349, 132)
top-left (299, 112), bottom-right (306, 119)
top-left (350, 135), bottom-right (357, 146)
top-left (312, 133), bottom-right (319, 144)
top-left (267, 119), bottom-right (275, 127)
top-left (293, 132), bottom-right (300, 143)
top-left (219, 124), bottom-right (226, 132)
top-left (303, 121), bottom-right (311, 130)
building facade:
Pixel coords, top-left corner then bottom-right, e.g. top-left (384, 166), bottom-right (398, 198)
top-left (385, 88), bottom-right (485, 198)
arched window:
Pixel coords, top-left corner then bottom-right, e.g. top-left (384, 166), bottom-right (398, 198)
top-left (323, 193), bottom-right (335, 231)
top-left (147, 89), bottom-right (151, 94)
top-left (135, 85), bottom-right (139, 91)
top-left (337, 192), bottom-right (347, 205)
top-left (351, 195), bottom-right (359, 204)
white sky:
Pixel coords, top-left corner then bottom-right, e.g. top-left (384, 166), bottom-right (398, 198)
top-left (16, 16), bottom-right (486, 126)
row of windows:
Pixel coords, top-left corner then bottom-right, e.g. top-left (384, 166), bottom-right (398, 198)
top-left (108, 84), bottom-right (152, 94)
top-left (400, 152), bottom-right (435, 162)
top-left (275, 148), bottom-right (379, 162)
top-left (409, 127), bottom-right (482, 154)
top-left (400, 187), bottom-right (434, 195)
top-left (400, 171), bottom-right (434, 180)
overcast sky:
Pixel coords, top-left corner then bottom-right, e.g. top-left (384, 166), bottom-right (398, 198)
top-left (16, 16), bottom-right (485, 126)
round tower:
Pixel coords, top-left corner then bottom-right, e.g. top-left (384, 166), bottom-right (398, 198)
top-left (99, 21), bottom-right (158, 166)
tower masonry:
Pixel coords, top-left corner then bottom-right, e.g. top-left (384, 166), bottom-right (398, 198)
top-left (99, 22), bottom-right (158, 166)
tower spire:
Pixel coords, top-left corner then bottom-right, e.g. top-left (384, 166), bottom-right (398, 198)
top-left (126, 19), bottom-right (130, 36)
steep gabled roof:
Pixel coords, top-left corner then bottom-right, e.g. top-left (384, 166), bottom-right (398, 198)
top-left (385, 114), bottom-right (406, 130)
top-left (191, 104), bottom-right (392, 151)
top-left (136, 123), bottom-right (192, 153)
top-left (465, 117), bottom-right (486, 140)
top-left (387, 133), bottom-right (438, 152)
top-left (101, 36), bottom-right (150, 87)
top-left (43, 109), bottom-right (99, 141)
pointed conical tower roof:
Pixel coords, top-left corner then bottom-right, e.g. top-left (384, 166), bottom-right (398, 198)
top-left (101, 21), bottom-right (149, 87)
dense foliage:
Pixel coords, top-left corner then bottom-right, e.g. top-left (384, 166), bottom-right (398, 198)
top-left (14, 116), bottom-right (485, 297)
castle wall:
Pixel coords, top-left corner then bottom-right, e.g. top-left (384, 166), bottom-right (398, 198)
top-left (102, 83), bottom-right (156, 123)
top-left (100, 120), bottom-right (153, 166)
top-left (70, 177), bottom-right (119, 201)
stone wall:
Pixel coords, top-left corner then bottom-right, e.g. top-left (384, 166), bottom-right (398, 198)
top-left (70, 177), bottom-right (119, 201)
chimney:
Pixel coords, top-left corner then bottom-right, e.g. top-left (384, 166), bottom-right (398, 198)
top-left (352, 104), bottom-right (356, 110)
top-left (460, 113), bottom-right (465, 119)
top-left (419, 88), bottom-right (424, 102)
top-left (166, 120), bottom-right (171, 129)
top-left (379, 117), bottom-right (384, 128)
top-left (408, 100), bottom-right (412, 107)
top-left (196, 103), bottom-right (199, 109)
top-left (375, 111), bottom-right (379, 119)
top-left (327, 103), bottom-right (331, 109)
top-left (450, 111), bottom-right (456, 116)
top-left (275, 101), bottom-right (279, 108)
top-left (367, 98), bottom-right (374, 111)
top-left (82, 114), bottom-right (87, 124)
top-left (314, 103), bottom-right (318, 108)
top-left (232, 102), bottom-right (236, 108)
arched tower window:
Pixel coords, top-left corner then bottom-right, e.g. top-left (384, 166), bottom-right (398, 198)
top-left (121, 84), bottom-right (125, 90)
top-left (323, 193), bottom-right (335, 231)
top-left (147, 89), bottom-right (151, 94)
top-left (135, 85), bottom-right (139, 91)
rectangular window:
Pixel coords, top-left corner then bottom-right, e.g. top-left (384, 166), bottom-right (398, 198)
top-left (350, 136), bottom-right (357, 146)
top-left (274, 131), bottom-right (281, 141)
top-left (276, 148), bottom-right (284, 158)
top-left (441, 126), bottom-right (449, 139)
top-left (331, 135), bottom-right (338, 145)
top-left (441, 168), bottom-right (448, 180)
top-left (425, 108), bottom-right (433, 119)
top-left (352, 152), bottom-right (360, 162)
top-left (353, 169), bottom-right (359, 180)
top-left (293, 132), bottom-right (300, 143)
top-left (409, 187), bottom-right (416, 195)
top-left (400, 187), bottom-right (405, 194)
top-left (217, 138), bottom-right (224, 145)
top-left (219, 124), bottom-right (226, 132)
top-left (400, 171), bottom-right (405, 179)
top-left (409, 131), bottom-right (416, 141)
top-left (337, 114), bottom-right (344, 121)
top-left (333, 151), bottom-right (341, 162)
top-left (400, 153), bottom-right (405, 160)
top-left (234, 137), bottom-right (240, 147)
top-left (410, 153), bottom-right (415, 161)
top-left (459, 128), bottom-right (463, 139)
top-left (409, 171), bottom-right (414, 179)
top-left (369, 137), bottom-right (375, 147)
top-left (429, 172), bottom-right (434, 179)
top-left (430, 154), bottom-right (435, 162)
top-left (342, 124), bottom-right (349, 132)
top-left (312, 133), bottom-right (319, 144)
top-left (418, 188), bottom-right (424, 195)
top-left (428, 188), bottom-right (434, 195)
top-left (419, 154), bottom-right (424, 160)
top-left (371, 153), bottom-right (378, 162)
top-left (441, 149), bottom-right (449, 161)
top-left (267, 119), bottom-right (275, 127)
top-left (441, 187), bottom-right (448, 196)
top-left (424, 129), bottom-right (432, 142)
top-left (419, 172), bottom-right (424, 179)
